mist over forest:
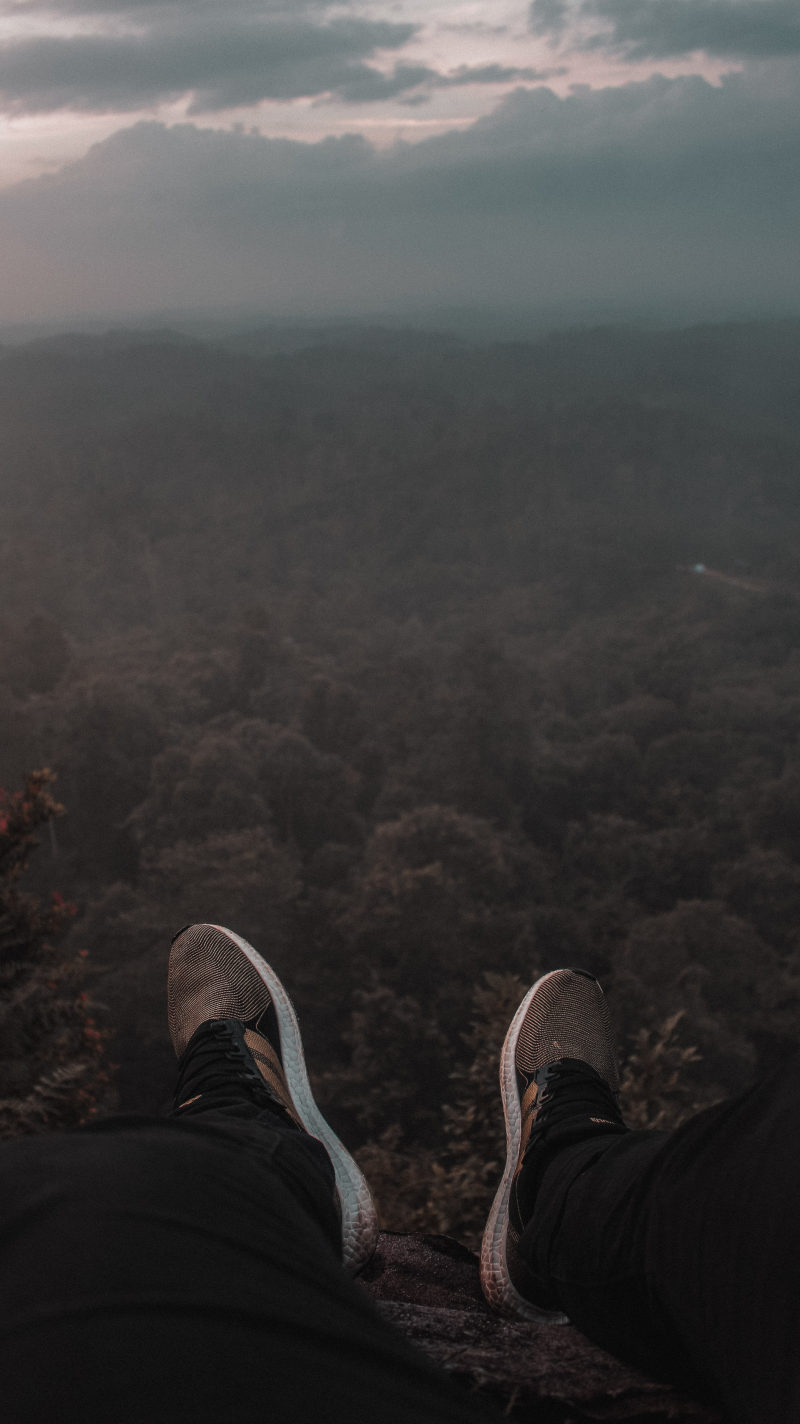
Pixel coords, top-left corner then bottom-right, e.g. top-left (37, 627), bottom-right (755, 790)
top-left (3, 316), bottom-right (800, 1234)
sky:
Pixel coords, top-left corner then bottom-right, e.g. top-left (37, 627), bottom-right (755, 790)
top-left (0, 0), bottom-right (798, 327)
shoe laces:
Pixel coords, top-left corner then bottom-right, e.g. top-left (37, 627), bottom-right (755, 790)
top-left (172, 1019), bottom-right (297, 1127)
top-left (523, 1057), bottom-right (625, 1159)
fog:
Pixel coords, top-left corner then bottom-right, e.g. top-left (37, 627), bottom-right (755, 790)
top-left (0, 1), bottom-right (798, 327)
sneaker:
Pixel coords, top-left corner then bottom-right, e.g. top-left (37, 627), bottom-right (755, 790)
top-left (480, 968), bottom-right (627, 1323)
top-left (167, 923), bottom-right (379, 1276)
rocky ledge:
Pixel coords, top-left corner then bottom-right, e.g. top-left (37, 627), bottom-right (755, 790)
top-left (359, 1233), bottom-right (723, 1422)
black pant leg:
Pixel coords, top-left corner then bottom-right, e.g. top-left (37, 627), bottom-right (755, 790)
top-left (517, 1052), bottom-right (800, 1424)
top-left (166, 1093), bottom-right (346, 1253)
top-left (0, 1113), bottom-right (500, 1424)
top-left (646, 1052), bottom-right (800, 1424)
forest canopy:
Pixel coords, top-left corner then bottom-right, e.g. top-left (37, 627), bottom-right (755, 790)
top-left (2, 317), bottom-right (800, 1236)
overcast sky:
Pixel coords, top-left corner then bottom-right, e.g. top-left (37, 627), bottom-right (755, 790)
top-left (0, 0), bottom-right (798, 326)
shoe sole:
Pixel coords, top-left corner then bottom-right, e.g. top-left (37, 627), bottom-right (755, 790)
top-left (206, 925), bottom-right (380, 1276)
top-left (480, 969), bottom-right (570, 1324)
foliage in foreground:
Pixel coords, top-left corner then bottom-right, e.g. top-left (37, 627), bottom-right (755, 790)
top-left (0, 772), bottom-right (717, 1245)
top-left (348, 977), bottom-right (720, 1250)
top-left (0, 770), bottom-right (116, 1138)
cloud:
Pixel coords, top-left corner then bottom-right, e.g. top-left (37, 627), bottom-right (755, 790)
top-left (0, 1), bottom-right (557, 115)
top-left (436, 21), bottom-right (511, 36)
top-left (324, 62), bottom-right (436, 105)
top-left (0, 64), bottom-right (798, 322)
top-left (0, 16), bottom-right (426, 113)
top-left (328, 60), bottom-right (560, 104)
top-left (529, 0), bottom-right (571, 39)
top-left (529, 0), bottom-right (800, 61)
top-left (435, 64), bottom-right (557, 86)
top-left (3, 0), bottom-right (333, 13)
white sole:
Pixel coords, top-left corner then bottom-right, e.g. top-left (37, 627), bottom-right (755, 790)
top-left (480, 970), bottom-right (570, 1324)
top-left (209, 925), bottom-right (380, 1276)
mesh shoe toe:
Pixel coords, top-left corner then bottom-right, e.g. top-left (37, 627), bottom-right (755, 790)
top-left (480, 967), bottom-right (627, 1323)
top-left (168, 922), bottom-right (379, 1276)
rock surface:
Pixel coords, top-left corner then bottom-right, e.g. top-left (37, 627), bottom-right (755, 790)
top-left (360, 1233), bottom-right (723, 1422)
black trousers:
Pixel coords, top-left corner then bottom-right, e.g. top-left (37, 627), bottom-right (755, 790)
top-left (2, 1060), bottom-right (798, 1424)
top-left (0, 1100), bottom-right (500, 1423)
top-left (520, 1049), bottom-right (800, 1424)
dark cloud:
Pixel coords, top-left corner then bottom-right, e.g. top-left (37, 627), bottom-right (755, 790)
top-left (338, 62), bottom-right (557, 105)
top-left (529, 0), bottom-right (570, 38)
top-left (327, 62), bottom-right (435, 104)
top-left (327, 62), bottom-right (555, 104)
top-left (1, 66), bottom-right (797, 322)
top-left (0, 5), bottom-right (555, 114)
top-left (530, 0), bottom-right (800, 60)
top-left (0, 16), bottom-right (421, 113)
top-left (3, 0), bottom-right (332, 12)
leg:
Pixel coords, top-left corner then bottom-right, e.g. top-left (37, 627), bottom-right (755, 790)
top-left (1, 924), bottom-right (501, 1423)
top-left (481, 969), bottom-right (800, 1424)
top-left (0, 1114), bottom-right (498, 1422)
top-left (520, 1128), bottom-right (699, 1387)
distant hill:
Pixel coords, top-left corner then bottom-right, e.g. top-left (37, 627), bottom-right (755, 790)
top-left (1, 318), bottom-right (799, 639)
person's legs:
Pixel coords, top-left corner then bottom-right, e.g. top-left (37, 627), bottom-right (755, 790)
top-left (638, 1056), bottom-right (800, 1423)
top-left (518, 1128), bottom-right (702, 1387)
top-left (164, 921), bottom-right (380, 1276)
top-left (0, 1111), bottom-right (502, 1423)
top-left (1, 924), bottom-right (501, 1424)
top-left (481, 968), bottom-right (800, 1424)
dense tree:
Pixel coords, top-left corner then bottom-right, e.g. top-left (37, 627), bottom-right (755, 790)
top-left (300, 676), bottom-right (364, 757)
top-left (0, 771), bottom-right (116, 1136)
top-left (612, 900), bottom-right (796, 1092)
top-left (3, 615), bottom-right (70, 697)
top-left (141, 829), bottom-right (301, 957)
top-left (751, 767), bottom-right (800, 861)
top-left (3, 320), bottom-right (800, 1219)
top-left (717, 848), bottom-right (800, 953)
top-left (338, 806), bottom-right (541, 1025)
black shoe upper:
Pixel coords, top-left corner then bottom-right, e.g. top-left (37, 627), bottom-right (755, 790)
top-left (170, 1018), bottom-right (301, 1130)
top-left (511, 1056), bottom-right (628, 1237)
top-left (520, 1057), bottom-right (625, 1154)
